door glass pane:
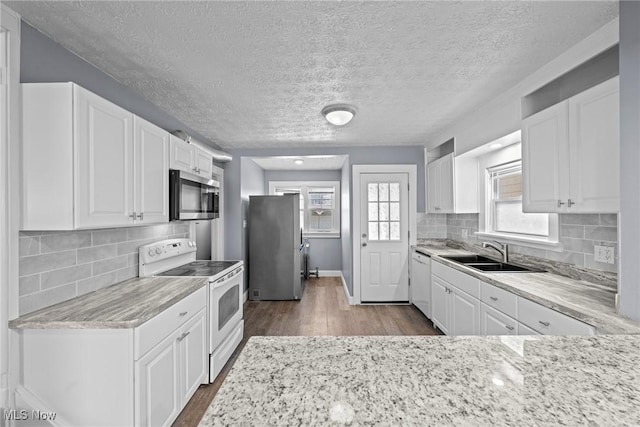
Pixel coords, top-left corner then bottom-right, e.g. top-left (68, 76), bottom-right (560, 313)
top-left (379, 183), bottom-right (389, 201)
top-left (390, 183), bottom-right (400, 201)
top-left (368, 222), bottom-right (379, 240)
top-left (390, 222), bottom-right (400, 240)
top-left (390, 202), bottom-right (399, 221)
top-left (379, 203), bottom-right (389, 221)
top-left (368, 203), bottom-right (378, 221)
top-left (368, 183), bottom-right (378, 202)
top-left (379, 222), bottom-right (389, 240)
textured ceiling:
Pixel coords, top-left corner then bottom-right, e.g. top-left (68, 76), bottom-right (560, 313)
top-left (6, 1), bottom-right (618, 149)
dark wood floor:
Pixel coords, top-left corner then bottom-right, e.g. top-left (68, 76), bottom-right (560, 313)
top-left (172, 276), bottom-right (440, 426)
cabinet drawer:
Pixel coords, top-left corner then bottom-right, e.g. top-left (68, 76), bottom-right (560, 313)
top-left (135, 286), bottom-right (207, 359)
top-left (432, 261), bottom-right (480, 298)
top-left (480, 281), bottom-right (517, 318)
top-left (517, 297), bottom-right (595, 335)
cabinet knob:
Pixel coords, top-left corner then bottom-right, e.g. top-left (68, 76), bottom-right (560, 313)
top-left (129, 212), bottom-right (137, 219)
top-left (490, 296), bottom-right (498, 301)
top-left (179, 311), bottom-right (188, 317)
top-left (176, 331), bottom-right (191, 342)
top-left (505, 325), bottom-right (514, 331)
top-left (538, 320), bottom-right (550, 327)
top-left (137, 212), bottom-right (144, 220)
top-left (558, 200), bottom-right (565, 207)
top-left (567, 199), bottom-right (575, 207)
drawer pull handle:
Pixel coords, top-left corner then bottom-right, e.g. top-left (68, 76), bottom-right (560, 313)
top-left (539, 321), bottom-right (550, 327)
top-left (505, 325), bottom-right (514, 331)
top-left (490, 296), bottom-right (498, 301)
top-left (177, 331), bottom-right (191, 342)
top-left (179, 311), bottom-right (188, 317)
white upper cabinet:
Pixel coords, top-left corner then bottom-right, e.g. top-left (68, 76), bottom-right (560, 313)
top-left (169, 135), bottom-right (214, 180)
top-left (22, 83), bottom-right (169, 230)
top-left (426, 153), bottom-right (477, 214)
top-left (135, 117), bottom-right (170, 224)
top-left (522, 77), bottom-right (619, 213)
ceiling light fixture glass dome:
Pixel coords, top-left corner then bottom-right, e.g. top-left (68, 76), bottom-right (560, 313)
top-left (322, 105), bottom-right (356, 126)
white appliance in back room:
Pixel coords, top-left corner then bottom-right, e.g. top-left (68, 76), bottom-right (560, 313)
top-left (139, 239), bottom-right (244, 382)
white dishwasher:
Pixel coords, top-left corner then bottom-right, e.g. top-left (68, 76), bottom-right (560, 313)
top-left (411, 251), bottom-right (431, 318)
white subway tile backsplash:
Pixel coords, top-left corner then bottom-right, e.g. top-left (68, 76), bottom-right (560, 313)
top-left (40, 231), bottom-right (92, 253)
top-left (584, 226), bottom-right (617, 242)
top-left (41, 264), bottom-right (92, 290)
top-left (19, 250), bottom-right (77, 276)
top-left (18, 224), bottom-right (191, 316)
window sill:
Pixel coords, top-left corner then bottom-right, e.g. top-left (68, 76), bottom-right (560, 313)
top-left (303, 233), bottom-right (341, 239)
top-left (474, 232), bottom-right (563, 252)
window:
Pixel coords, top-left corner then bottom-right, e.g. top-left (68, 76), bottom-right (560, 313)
top-left (480, 159), bottom-right (559, 248)
top-left (269, 181), bottom-right (340, 237)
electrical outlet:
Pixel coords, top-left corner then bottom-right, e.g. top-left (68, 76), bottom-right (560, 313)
top-left (594, 244), bottom-right (615, 264)
top-left (461, 229), bottom-right (468, 239)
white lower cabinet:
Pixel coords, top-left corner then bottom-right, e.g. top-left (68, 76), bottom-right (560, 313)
top-left (430, 269), bottom-right (480, 336)
top-left (18, 287), bottom-right (208, 427)
top-left (480, 303), bottom-right (518, 336)
top-left (431, 260), bottom-right (596, 337)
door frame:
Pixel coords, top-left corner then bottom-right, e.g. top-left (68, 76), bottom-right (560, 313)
top-left (352, 165), bottom-right (417, 305)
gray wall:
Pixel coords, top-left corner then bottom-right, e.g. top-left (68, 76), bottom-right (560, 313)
top-left (240, 158), bottom-right (266, 291)
top-left (20, 21), bottom-right (218, 149)
top-left (263, 169), bottom-right (343, 272)
top-left (224, 146), bottom-right (424, 296)
top-left (619, 1), bottom-right (640, 321)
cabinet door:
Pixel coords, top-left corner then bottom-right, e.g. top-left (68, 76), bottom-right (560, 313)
top-left (426, 161), bottom-right (439, 213)
top-left (75, 86), bottom-right (135, 227)
top-left (411, 253), bottom-right (431, 318)
top-left (451, 287), bottom-right (480, 336)
top-left (135, 117), bottom-right (169, 224)
top-left (169, 135), bottom-right (194, 173)
top-left (522, 101), bottom-right (570, 213)
top-left (480, 303), bottom-right (517, 336)
top-left (430, 276), bottom-right (450, 334)
top-left (136, 331), bottom-right (180, 427)
top-left (438, 154), bottom-right (455, 213)
top-left (195, 148), bottom-right (214, 179)
top-left (568, 77), bottom-right (619, 212)
top-left (179, 308), bottom-right (208, 405)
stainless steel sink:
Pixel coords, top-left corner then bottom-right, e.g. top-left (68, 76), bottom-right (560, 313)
top-left (440, 255), bottom-right (545, 273)
top-left (440, 255), bottom-right (499, 264)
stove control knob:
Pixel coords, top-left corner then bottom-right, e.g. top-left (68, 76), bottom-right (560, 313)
top-left (191, 241), bottom-right (196, 247)
top-left (148, 249), bottom-right (155, 257)
top-left (155, 248), bottom-right (162, 255)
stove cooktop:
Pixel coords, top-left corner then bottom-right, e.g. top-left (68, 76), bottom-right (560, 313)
top-left (157, 260), bottom-right (241, 278)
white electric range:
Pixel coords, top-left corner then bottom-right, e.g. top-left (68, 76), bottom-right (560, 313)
top-left (139, 238), bottom-right (244, 382)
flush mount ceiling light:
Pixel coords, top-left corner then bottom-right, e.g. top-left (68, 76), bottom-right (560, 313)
top-left (322, 105), bottom-right (356, 126)
top-left (294, 159), bottom-right (304, 165)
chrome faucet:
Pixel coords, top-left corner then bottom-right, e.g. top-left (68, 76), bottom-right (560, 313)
top-left (482, 241), bottom-right (509, 263)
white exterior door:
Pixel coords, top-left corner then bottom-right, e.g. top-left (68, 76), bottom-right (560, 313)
top-left (134, 117), bottom-right (169, 224)
top-left (360, 173), bottom-right (409, 302)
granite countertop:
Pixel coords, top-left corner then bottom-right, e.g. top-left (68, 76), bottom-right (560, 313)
top-left (200, 335), bottom-right (640, 426)
top-left (412, 243), bottom-right (640, 334)
top-left (9, 276), bottom-right (208, 329)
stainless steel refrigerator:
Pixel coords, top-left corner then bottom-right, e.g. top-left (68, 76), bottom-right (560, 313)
top-left (249, 194), bottom-right (304, 300)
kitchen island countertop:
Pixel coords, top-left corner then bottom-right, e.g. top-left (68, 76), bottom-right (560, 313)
top-left (200, 335), bottom-right (640, 426)
top-left (9, 276), bottom-right (208, 329)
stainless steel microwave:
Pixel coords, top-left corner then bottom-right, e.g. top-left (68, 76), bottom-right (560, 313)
top-left (169, 170), bottom-right (220, 220)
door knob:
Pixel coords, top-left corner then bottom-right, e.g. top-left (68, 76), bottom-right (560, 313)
top-left (362, 242), bottom-right (367, 247)
top-left (362, 233), bottom-right (367, 238)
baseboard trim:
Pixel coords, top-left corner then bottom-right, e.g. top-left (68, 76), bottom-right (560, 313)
top-left (317, 270), bottom-right (341, 277)
top-left (340, 273), bottom-right (354, 305)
